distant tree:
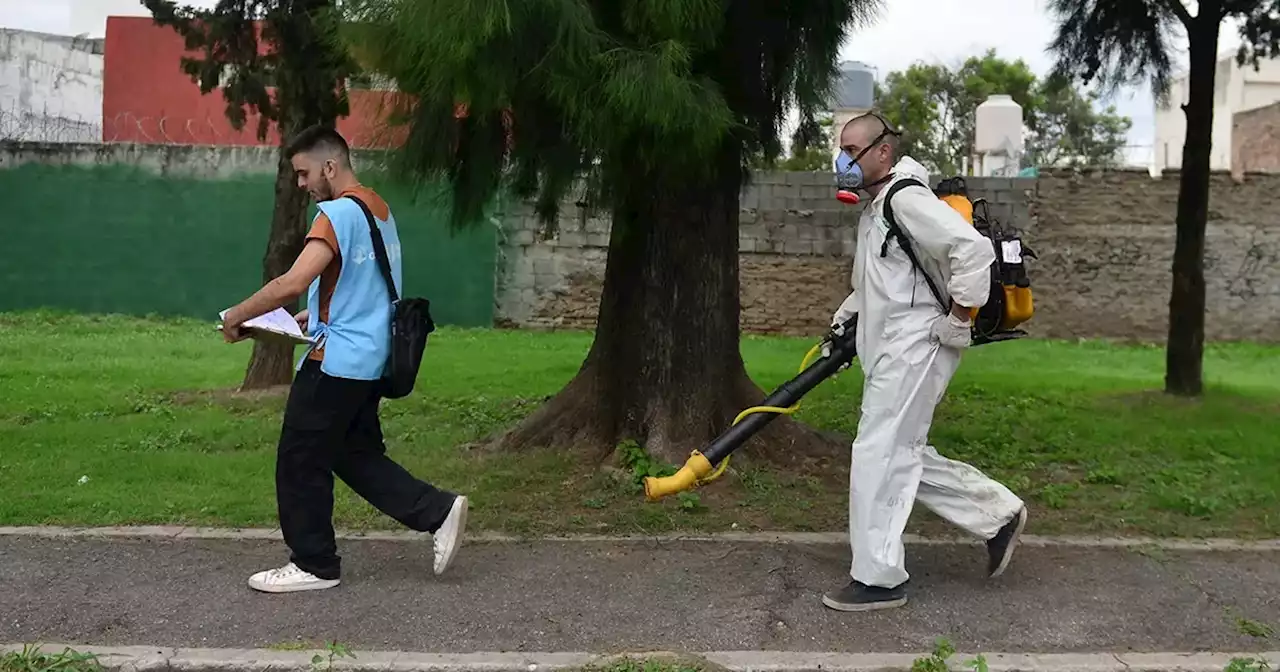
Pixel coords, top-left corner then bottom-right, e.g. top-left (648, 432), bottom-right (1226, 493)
top-left (874, 49), bottom-right (1132, 174)
top-left (1047, 0), bottom-right (1280, 397)
top-left (1023, 73), bottom-right (1132, 168)
top-left (144, 0), bottom-right (358, 390)
top-left (874, 62), bottom-right (966, 174)
top-left (342, 0), bottom-right (882, 465)
top-left (875, 50), bottom-right (1039, 175)
top-left (779, 111), bottom-right (836, 171)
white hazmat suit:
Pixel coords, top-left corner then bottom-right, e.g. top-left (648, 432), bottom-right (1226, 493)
top-left (831, 156), bottom-right (1026, 590)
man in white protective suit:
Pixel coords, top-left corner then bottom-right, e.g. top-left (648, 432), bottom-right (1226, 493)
top-left (820, 112), bottom-right (1029, 612)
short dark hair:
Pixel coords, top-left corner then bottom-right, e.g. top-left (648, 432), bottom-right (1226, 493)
top-left (285, 124), bottom-right (351, 165)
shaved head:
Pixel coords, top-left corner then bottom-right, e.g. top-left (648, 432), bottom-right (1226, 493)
top-left (841, 114), bottom-right (900, 156)
top-left (836, 112), bottom-right (901, 194)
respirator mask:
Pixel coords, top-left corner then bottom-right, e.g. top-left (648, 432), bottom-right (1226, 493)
top-left (833, 114), bottom-right (900, 205)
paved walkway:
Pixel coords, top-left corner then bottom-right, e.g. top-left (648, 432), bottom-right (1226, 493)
top-left (2, 532), bottom-right (1278, 656)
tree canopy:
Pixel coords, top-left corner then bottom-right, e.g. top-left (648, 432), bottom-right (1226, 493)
top-left (340, 0), bottom-right (881, 228)
top-left (873, 49), bottom-right (1132, 175)
top-left (1048, 0), bottom-right (1280, 105)
top-left (143, 0), bottom-right (357, 142)
top-left (1024, 73), bottom-right (1133, 168)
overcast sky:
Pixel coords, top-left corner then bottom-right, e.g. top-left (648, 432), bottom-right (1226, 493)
top-left (1, 0), bottom-right (1244, 165)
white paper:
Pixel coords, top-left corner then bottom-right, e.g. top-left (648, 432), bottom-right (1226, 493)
top-left (218, 307), bottom-right (316, 345)
top-left (1001, 240), bottom-right (1023, 264)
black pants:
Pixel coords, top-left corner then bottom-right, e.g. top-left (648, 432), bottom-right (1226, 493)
top-left (276, 359), bottom-right (457, 579)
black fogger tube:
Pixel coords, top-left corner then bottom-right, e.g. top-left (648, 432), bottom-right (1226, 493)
top-left (642, 315), bottom-right (858, 501)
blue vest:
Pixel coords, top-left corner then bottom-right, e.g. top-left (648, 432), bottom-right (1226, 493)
top-left (298, 194), bottom-right (403, 381)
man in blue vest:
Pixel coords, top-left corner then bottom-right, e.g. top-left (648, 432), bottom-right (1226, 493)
top-left (220, 125), bottom-right (468, 593)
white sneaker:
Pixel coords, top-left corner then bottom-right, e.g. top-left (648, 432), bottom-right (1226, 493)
top-left (247, 562), bottom-right (340, 593)
top-left (433, 495), bottom-right (469, 575)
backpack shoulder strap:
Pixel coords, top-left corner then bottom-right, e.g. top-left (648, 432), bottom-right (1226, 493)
top-left (878, 176), bottom-right (950, 310)
top-left (879, 176), bottom-right (929, 256)
top-left (344, 194), bottom-right (400, 303)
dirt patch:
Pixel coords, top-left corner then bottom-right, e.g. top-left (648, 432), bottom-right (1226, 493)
top-left (582, 652), bottom-right (728, 672)
top-left (1108, 389), bottom-right (1204, 407)
top-left (1105, 389), bottom-right (1280, 414)
top-left (168, 385), bottom-right (291, 407)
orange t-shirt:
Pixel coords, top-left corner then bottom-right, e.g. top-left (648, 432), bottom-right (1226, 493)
top-left (305, 184), bottom-right (392, 362)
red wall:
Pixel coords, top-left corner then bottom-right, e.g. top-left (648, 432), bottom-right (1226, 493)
top-left (102, 16), bottom-right (406, 148)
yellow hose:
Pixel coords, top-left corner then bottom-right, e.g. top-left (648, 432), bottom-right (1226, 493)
top-left (643, 341), bottom-right (826, 501)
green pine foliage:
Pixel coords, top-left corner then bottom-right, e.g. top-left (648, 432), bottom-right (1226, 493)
top-left (341, 0), bottom-right (883, 229)
top-left (142, 0), bottom-right (357, 140)
top-left (1047, 0), bottom-right (1280, 104)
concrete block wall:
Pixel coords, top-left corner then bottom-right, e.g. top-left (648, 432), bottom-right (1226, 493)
top-left (495, 171), bottom-right (1037, 337)
top-left (1030, 167), bottom-right (1280, 342)
top-left (494, 168), bottom-right (1280, 343)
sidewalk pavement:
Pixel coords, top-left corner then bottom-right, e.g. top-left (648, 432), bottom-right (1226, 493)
top-left (1, 531), bottom-right (1277, 658)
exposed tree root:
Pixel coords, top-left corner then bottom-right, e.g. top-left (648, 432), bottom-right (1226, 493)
top-left (484, 360), bottom-right (848, 477)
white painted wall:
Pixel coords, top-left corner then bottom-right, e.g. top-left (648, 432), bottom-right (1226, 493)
top-left (1153, 52), bottom-right (1280, 171)
top-left (0, 28), bottom-right (104, 142)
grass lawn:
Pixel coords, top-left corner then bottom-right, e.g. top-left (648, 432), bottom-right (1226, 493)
top-left (1, 310), bottom-right (1278, 539)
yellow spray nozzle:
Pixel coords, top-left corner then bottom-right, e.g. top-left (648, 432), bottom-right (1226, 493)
top-left (641, 342), bottom-right (828, 503)
top-left (643, 451), bottom-right (714, 501)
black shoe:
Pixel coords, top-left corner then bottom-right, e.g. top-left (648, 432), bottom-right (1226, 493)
top-left (821, 579), bottom-right (908, 612)
top-left (987, 506), bottom-right (1028, 578)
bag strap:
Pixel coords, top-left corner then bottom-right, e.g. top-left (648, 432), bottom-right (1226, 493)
top-left (880, 177), bottom-right (951, 311)
top-left (344, 194), bottom-right (400, 304)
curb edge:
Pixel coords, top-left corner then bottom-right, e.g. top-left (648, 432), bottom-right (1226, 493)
top-left (3, 645), bottom-right (1277, 672)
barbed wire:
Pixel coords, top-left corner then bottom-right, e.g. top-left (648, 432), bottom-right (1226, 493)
top-left (1, 106), bottom-right (100, 143)
top-left (0, 105), bottom-right (415, 149)
top-left (0, 105), bottom-right (278, 145)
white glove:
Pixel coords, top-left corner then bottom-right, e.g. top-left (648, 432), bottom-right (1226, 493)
top-left (822, 321), bottom-right (852, 372)
top-left (931, 313), bottom-right (973, 350)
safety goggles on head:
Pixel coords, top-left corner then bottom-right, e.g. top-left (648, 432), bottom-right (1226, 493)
top-left (838, 112), bottom-right (900, 161)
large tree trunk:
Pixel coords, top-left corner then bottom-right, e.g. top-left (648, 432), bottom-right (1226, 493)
top-left (1165, 11), bottom-right (1221, 397)
top-left (240, 149), bottom-right (311, 391)
top-left (493, 144), bottom-right (841, 469)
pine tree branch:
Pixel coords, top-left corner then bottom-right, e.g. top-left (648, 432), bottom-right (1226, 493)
top-left (1164, 0), bottom-right (1194, 28)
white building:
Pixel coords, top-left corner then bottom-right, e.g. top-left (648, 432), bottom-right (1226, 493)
top-left (1152, 50), bottom-right (1280, 171)
top-left (0, 28), bottom-right (104, 143)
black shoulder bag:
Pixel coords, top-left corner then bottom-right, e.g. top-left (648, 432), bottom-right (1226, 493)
top-left (344, 195), bottom-right (435, 399)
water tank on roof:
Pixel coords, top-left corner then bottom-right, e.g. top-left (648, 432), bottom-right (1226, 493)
top-left (974, 94), bottom-right (1025, 176)
top-left (833, 61), bottom-right (876, 109)
top-left (974, 94), bottom-right (1023, 155)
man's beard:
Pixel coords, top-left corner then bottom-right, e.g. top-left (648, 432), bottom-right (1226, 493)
top-left (313, 179), bottom-right (335, 201)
